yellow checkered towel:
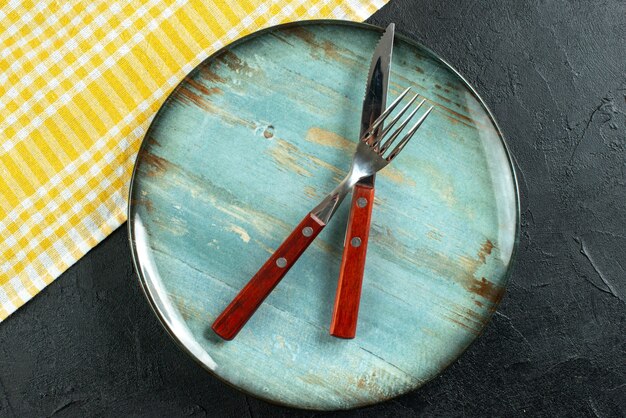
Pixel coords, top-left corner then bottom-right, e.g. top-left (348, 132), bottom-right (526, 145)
top-left (0, 0), bottom-right (387, 321)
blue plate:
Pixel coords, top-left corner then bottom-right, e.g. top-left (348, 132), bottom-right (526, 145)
top-left (128, 20), bottom-right (519, 410)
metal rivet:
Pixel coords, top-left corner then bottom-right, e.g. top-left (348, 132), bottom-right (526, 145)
top-left (302, 226), bottom-right (313, 237)
top-left (357, 197), bottom-right (368, 208)
top-left (350, 237), bottom-right (362, 247)
top-left (276, 257), bottom-right (287, 268)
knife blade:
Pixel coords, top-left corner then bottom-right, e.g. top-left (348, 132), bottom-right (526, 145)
top-left (359, 23), bottom-right (394, 168)
top-left (330, 23), bottom-right (395, 338)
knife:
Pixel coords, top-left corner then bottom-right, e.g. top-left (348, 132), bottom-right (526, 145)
top-left (329, 23), bottom-right (395, 339)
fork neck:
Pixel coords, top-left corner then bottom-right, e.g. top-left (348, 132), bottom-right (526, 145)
top-left (311, 168), bottom-right (362, 224)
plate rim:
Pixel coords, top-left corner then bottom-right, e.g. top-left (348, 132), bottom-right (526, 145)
top-left (126, 18), bottom-right (521, 411)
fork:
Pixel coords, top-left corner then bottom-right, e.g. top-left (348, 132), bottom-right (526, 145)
top-left (212, 87), bottom-right (434, 340)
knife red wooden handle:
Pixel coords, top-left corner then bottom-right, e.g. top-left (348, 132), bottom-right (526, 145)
top-left (330, 184), bottom-right (375, 339)
top-left (212, 213), bottom-right (325, 340)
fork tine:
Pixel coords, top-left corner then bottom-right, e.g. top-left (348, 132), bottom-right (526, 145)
top-left (371, 94), bottom-right (420, 149)
top-left (386, 106), bottom-right (434, 161)
top-left (378, 98), bottom-right (426, 154)
top-left (361, 87), bottom-right (411, 142)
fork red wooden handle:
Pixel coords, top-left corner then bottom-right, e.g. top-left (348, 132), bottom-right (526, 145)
top-left (212, 213), bottom-right (325, 340)
top-left (330, 184), bottom-right (375, 339)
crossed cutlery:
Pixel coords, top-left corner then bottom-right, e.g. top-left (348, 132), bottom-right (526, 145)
top-left (212, 24), bottom-right (433, 340)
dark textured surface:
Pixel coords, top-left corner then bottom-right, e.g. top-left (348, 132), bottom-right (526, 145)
top-left (1, 0), bottom-right (625, 416)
